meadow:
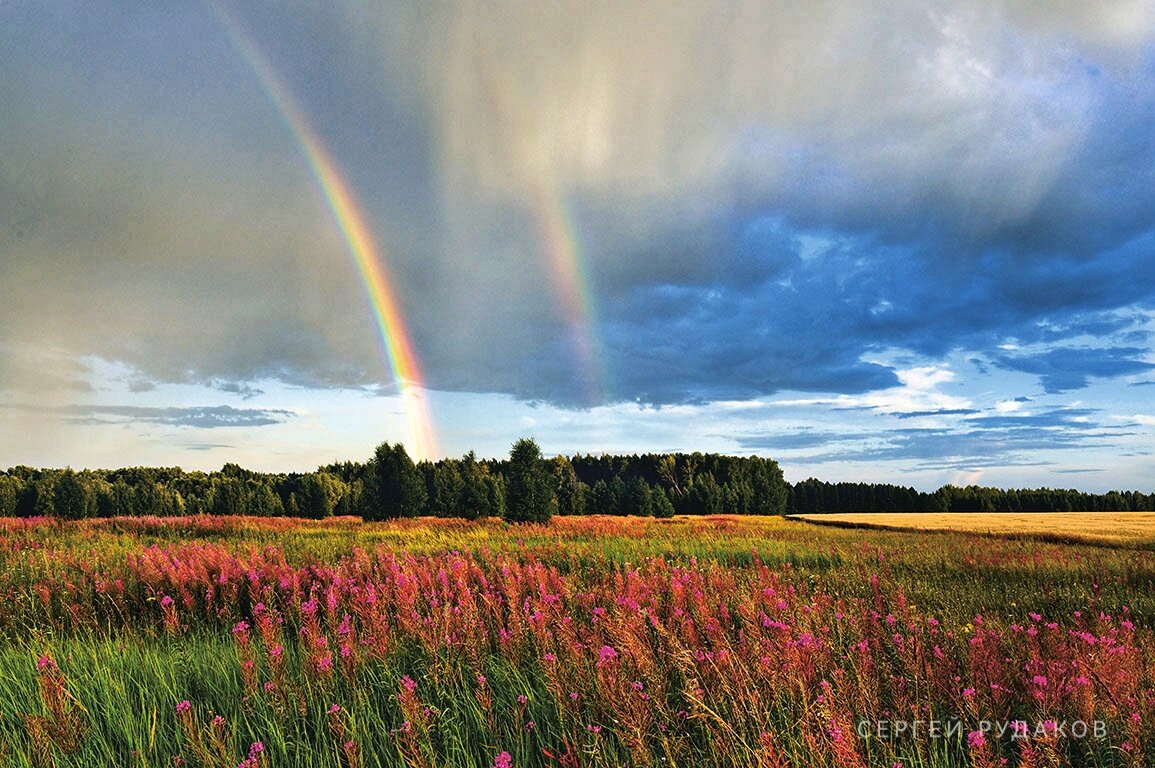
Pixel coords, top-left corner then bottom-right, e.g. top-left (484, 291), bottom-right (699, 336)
top-left (789, 512), bottom-right (1155, 547)
top-left (0, 514), bottom-right (1151, 767)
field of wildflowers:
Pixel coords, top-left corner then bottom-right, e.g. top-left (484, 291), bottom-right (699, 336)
top-left (0, 513), bottom-right (1151, 767)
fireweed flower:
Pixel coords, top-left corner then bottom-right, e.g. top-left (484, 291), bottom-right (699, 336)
top-left (967, 730), bottom-right (986, 749)
top-left (494, 751), bottom-right (513, 768)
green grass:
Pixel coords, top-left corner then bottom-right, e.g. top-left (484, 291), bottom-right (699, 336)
top-left (0, 514), bottom-right (1152, 767)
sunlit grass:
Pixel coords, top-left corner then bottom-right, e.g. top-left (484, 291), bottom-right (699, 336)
top-left (790, 512), bottom-right (1155, 546)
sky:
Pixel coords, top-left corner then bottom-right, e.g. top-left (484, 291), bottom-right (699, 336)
top-left (2, 1), bottom-right (1155, 492)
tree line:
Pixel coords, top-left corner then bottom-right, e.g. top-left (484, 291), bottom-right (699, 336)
top-left (788, 478), bottom-right (1155, 514)
top-left (0, 439), bottom-right (789, 523)
top-left (2, 443), bottom-right (1151, 523)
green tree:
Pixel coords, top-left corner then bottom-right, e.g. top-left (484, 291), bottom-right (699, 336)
top-left (209, 476), bottom-right (247, 517)
top-left (458, 452), bottom-right (490, 520)
top-left (249, 482), bottom-right (285, 517)
top-left (28, 476), bottom-right (55, 517)
top-left (688, 472), bottom-right (723, 515)
top-left (296, 472), bottom-right (341, 519)
top-left (624, 476), bottom-right (654, 516)
top-left (588, 479), bottom-right (615, 516)
top-left (0, 475), bottom-right (23, 517)
top-left (427, 461), bottom-right (466, 518)
top-left (657, 454), bottom-right (684, 499)
top-left (365, 441), bottom-right (427, 520)
top-left (333, 480), bottom-right (363, 517)
top-left (549, 456), bottom-right (586, 516)
top-left (651, 486), bottom-right (676, 518)
top-left (53, 469), bottom-right (92, 520)
top-left (486, 471), bottom-right (506, 520)
top-left (503, 438), bottom-right (555, 524)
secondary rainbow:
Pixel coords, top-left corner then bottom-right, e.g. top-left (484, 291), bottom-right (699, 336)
top-left (211, 4), bottom-right (437, 459)
top-left (533, 181), bottom-right (609, 406)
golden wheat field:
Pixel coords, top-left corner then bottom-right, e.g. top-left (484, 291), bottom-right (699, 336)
top-left (789, 511), bottom-right (1155, 545)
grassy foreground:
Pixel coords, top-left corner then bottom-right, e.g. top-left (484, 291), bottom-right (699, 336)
top-left (0, 514), bottom-right (1152, 767)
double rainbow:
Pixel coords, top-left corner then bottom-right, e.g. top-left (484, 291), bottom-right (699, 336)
top-left (211, 4), bottom-right (437, 460)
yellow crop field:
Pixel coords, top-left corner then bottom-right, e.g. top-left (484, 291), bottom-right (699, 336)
top-left (789, 511), bottom-right (1155, 545)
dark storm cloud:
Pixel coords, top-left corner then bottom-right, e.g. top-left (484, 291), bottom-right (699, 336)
top-left (991, 347), bottom-right (1155, 393)
top-left (1, 1), bottom-right (1154, 409)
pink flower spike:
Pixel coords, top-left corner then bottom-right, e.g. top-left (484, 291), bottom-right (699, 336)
top-left (494, 751), bottom-right (513, 768)
top-left (176, 699), bottom-right (191, 715)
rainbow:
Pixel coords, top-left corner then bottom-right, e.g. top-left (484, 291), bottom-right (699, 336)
top-left (211, 4), bottom-right (437, 460)
top-left (533, 182), bottom-right (608, 406)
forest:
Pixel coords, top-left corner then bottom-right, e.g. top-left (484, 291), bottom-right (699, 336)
top-left (0, 439), bottom-right (1152, 522)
